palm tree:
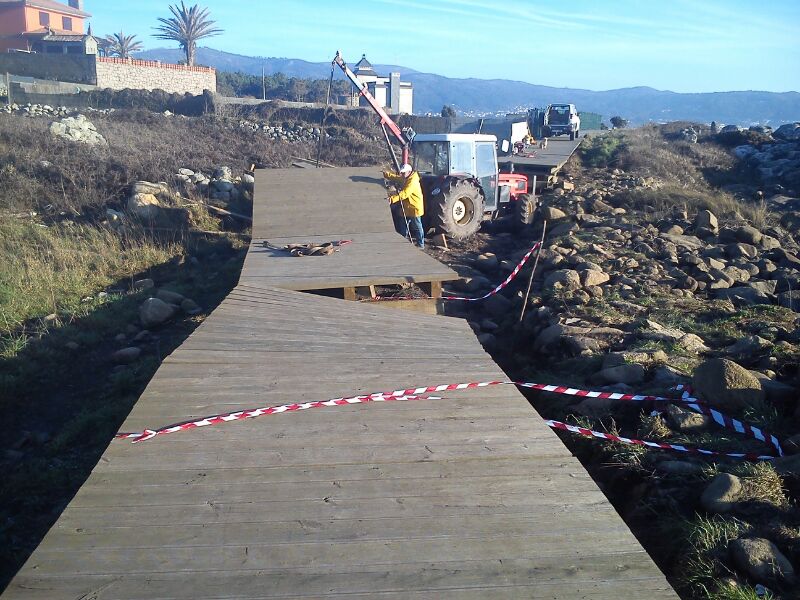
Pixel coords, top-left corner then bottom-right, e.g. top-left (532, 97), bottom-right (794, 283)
top-left (102, 31), bottom-right (143, 59)
top-left (153, 2), bottom-right (222, 67)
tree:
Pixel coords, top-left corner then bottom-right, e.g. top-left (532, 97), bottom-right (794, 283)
top-left (102, 31), bottom-right (143, 59)
top-left (154, 2), bottom-right (223, 67)
top-left (441, 105), bottom-right (456, 118)
top-left (610, 116), bottom-right (628, 129)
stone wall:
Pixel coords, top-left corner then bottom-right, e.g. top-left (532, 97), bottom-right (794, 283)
top-left (95, 58), bottom-right (216, 95)
top-left (0, 53), bottom-right (96, 84)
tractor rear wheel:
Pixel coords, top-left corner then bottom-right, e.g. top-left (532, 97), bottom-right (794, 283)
top-left (542, 125), bottom-right (552, 138)
top-left (513, 194), bottom-right (536, 231)
top-left (429, 179), bottom-right (484, 239)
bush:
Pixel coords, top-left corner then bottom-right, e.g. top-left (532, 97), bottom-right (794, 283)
top-left (579, 133), bottom-right (624, 167)
top-left (76, 88), bottom-right (213, 116)
top-left (610, 116), bottom-right (628, 129)
top-left (716, 129), bottom-right (773, 148)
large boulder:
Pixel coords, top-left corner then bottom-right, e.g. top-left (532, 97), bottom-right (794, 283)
top-left (127, 193), bottom-right (161, 220)
top-left (700, 473), bottom-right (743, 513)
top-left (665, 404), bottom-right (710, 432)
top-left (140, 297), bottom-right (178, 328)
top-left (692, 358), bottom-right (765, 411)
top-left (539, 206), bottom-right (567, 221)
top-left (594, 364), bottom-right (646, 385)
top-left (734, 226), bottom-right (763, 245)
top-left (730, 537), bottom-right (795, 583)
top-left (483, 293), bottom-right (513, 320)
top-left (773, 122), bottom-right (800, 141)
top-left (580, 270), bottom-right (610, 287)
top-left (126, 191), bottom-right (190, 230)
top-left (543, 269), bottom-right (582, 292)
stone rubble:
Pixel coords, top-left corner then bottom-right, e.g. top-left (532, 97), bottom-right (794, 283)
top-left (49, 114), bottom-right (107, 146)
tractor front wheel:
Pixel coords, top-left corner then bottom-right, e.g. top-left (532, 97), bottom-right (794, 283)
top-left (513, 194), bottom-right (536, 231)
top-left (429, 179), bottom-right (485, 239)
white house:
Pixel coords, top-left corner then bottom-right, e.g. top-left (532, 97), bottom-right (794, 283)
top-left (348, 54), bottom-right (413, 115)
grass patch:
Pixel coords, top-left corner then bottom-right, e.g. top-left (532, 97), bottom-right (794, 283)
top-left (614, 186), bottom-right (770, 229)
top-left (704, 462), bottom-right (789, 509)
top-left (0, 218), bottom-right (180, 335)
top-left (681, 514), bottom-right (753, 597)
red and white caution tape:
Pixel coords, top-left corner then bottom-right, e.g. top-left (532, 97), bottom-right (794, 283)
top-left (674, 385), bottom-right (783, 456)
top-left (442, 242), bottom-right (542, 301)
top-left (116, 379), bottom-right (782, 459)
top-left (546, 419), bottom-right (775, 461)
top-left (115, 394), bottom-right (441, 443)
top-left (363, 240), bottom-right (541, 302)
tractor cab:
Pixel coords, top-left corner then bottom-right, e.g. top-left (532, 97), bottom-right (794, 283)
top-left (412, 133), bottom-right (501, 211)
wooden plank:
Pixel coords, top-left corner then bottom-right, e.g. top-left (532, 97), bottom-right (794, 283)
top-left (6, 563), bottom-right (675, 600)
top-left (1, 164), bottom-right (677, 600)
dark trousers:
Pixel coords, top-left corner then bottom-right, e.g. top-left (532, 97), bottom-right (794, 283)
top-left (406, 216), bottom-right (424, 248)
top-left (391, 205), bottom-right (425, 248)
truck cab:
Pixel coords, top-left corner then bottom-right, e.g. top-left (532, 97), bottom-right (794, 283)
top-left (544, 103), bottom-right (581, 140)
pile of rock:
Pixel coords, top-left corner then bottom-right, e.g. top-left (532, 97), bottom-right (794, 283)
top-left (238, 119), bottom-right (321, 143)
top-left (49, 114), bottom-right (107, 146)
top-left (138, 286), bottom-right (201, 329)
top-left (730, 122), bottom-right (800, 194)
top-left (680, 126), bottom-right (699, 143)
top-left (174, 166), bottom-right (253, 202)
top-left (111, 281), bottom-right (203, 366)
top-left (125, 180), bottom-right (189, 229)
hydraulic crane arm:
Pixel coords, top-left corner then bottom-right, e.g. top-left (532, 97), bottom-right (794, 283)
top-left (332, 51), bottom-right (411, 169)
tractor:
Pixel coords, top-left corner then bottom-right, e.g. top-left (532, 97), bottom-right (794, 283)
top-left (410, 133), bottom-right (533, 238)
top-left (331, 52), bottom-right (536, 239)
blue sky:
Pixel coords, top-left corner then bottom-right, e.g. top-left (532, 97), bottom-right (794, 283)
top-left (88, 0), bottom-right (800, 93)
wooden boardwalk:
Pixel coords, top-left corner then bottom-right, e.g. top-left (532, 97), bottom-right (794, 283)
top-left (499, 136), bottom-right (583, 186)
top-left (241, 169), bottom-right (457, 294)
top-left (2, 167), bottom-right (677, 599)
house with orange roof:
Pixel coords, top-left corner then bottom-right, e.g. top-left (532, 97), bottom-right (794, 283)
top-left (0, 0), bottom-right (96, 54)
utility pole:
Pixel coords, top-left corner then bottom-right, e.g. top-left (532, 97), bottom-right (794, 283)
top-left (5, 72), bottom-right (11, 107)
top-left (261, 66), bottom-right (266, 100)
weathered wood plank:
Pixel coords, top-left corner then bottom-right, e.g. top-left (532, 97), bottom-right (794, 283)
top-left (1, 166), bottom-right (677, 600)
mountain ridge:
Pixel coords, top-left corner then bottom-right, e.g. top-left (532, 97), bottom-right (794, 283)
top-left (135, 47), bottom-right (800, 125)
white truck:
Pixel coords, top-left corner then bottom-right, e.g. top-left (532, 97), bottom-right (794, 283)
top-left (542, 103), bottom-right (581, 140)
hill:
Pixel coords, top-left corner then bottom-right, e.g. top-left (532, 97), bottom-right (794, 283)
top-left (137, 47), bottom-right (800, 126)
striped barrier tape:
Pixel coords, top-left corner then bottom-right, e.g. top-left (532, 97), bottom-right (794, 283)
top-left (363, 241), bottom-right (543, 303)
top-left (546, 419), bottom-right (775, 461)
top-left (673, 385), bottom-right (783, 456)
top-left (442, 241), bottom-right (542, 301)
top-left (115, 394), bottom-right (441, 443)
top-left (116, 379), bottom-right (781, 458)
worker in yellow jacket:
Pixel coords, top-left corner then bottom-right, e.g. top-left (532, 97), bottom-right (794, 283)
top-left (382, 163), bottom-right (425, 248)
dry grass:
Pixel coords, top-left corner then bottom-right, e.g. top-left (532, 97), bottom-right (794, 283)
top-left (0, 218), bottom-right (180, 335)
top-left (640, 412), bottom-right (672, 440)
top-left (615, 186), bottom-right (771, 229)
top-left (616, 125), bottom-right (739, 188)
top-left (0, 112), bottom-right (302, 216)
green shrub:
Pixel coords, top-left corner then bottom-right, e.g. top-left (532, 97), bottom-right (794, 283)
top-left (579, 133), bottom-right (624, 167)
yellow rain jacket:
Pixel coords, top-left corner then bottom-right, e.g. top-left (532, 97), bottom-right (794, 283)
top-left (383, 170), bottom-right (425, 218)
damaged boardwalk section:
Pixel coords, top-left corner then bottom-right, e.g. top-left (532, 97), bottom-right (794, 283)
top-left (3, 168), bottom-right (676, 599)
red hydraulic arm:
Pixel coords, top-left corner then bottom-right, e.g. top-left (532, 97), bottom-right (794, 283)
top-left (332, 51), bottom-right (411, 170)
